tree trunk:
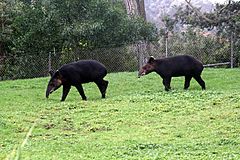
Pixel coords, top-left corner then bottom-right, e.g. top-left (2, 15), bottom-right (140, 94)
top-left (136, 0), bottom-right (146, 20)
top-left (123, 0), bottom-right (138, 16)
top-left (123, 0), bottom-right (149, 70)
top-left (123, 0), bottom-right (146, 19)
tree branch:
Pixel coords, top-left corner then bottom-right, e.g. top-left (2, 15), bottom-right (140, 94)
top-left (217, 0), bottom-right (231, 14)
top-left (185, 0), bottom-right (216, 23)
top-left (185, 0), bottom-right (233, 25)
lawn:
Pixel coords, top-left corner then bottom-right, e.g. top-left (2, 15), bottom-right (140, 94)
top-left (0, 68), bottom-right (240, 159)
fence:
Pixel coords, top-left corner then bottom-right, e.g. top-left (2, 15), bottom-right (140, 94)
top-left (0, 32), bottom-right (235, 80)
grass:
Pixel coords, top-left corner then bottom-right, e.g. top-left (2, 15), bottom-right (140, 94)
top-left (0, 68), bottom-right (240, 159)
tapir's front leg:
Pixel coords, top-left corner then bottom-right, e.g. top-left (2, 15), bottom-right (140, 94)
top-left (75, 84), bottom-right (87, 100)
top-left (95, 79), bottom-right (109, 98)
top-left (61, 85), bottom-right (71, 101)
top-left (184, 76), bottom-right (192, 90)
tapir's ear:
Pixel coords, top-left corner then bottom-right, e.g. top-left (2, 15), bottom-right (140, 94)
top-left (54, 70), bottom-right (61, 78)
top-left (49, 70), bottom-right (55, 77)
top-left (148, 56), bottom-right (155, 64)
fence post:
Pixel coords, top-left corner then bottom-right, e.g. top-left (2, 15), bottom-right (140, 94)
top-left (136, 41), bottom-right (147, 71)
top-left (165, 29), bottom-right (168, 57)
top-left (48, 47), bottom-right (56, 72)
top-left (230, 32), bottom-right (234, 68)
top-left (48, 52), bottom-right (51, 72)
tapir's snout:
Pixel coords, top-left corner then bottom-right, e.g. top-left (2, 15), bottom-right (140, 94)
top-left (46, 73), bottom-right (63, 99)
top-left (46, 85), bottom-right (61, 98)
top-left (138, 69), bottom-right (146, 78)
top-left (46, 86), bottom-right (52, 98)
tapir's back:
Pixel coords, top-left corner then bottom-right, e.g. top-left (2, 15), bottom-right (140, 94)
top-left (155, 55), bottom-right (204, 77)
top-left (59, 60), bottom-right (107, 84)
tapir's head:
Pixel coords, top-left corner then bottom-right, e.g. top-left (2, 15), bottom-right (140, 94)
top-left (46, 70), bottom-right (63, 98)
top-left (138, 56), bottom-right (156, 78)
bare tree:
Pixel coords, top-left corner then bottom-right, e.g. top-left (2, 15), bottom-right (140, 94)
top-left (124, 0), bottom-right (138, 16)
top-left (123, 0), bottom-right (146, 19)
top-left (136, 0), bottom-right (146, 20)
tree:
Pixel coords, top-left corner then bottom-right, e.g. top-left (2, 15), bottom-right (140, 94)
top-left (1, 0), bottom-right (158, 79)
top-left (174, 0), bottom-right (240, 66)
top-left (0, 0), bottom-right (17, 57)
top-left (123, 0), bottom-right (152, 68)
top-left (175, 0), bottom-right (240, 37)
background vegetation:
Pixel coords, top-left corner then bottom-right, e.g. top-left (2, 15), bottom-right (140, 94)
top-left (158, 0), bottom-right (240, 66)
top-left (0, 0), bottom-right (158, 79)
top-left (1, 0), bottom-right (240, 80)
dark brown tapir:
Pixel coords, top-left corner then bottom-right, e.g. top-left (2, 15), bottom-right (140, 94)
top-left (138, 55), bottom-right (206, 91)
top-left (46, 60), bottom-right (108, 101)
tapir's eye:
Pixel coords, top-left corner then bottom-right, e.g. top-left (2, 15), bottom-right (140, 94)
top-left (143, 66), bottom-right (148, 70)
top-left (145, 65), bottom-right (151, 70)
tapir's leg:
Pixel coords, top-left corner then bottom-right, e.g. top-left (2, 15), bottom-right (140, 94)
top-left (75, 84), bottom-right (87, 100)
top-left (162, 77), bottom-right (171, 91)
top-left (95, 79), bottom-right (109, 98)
top-left (101, 80), bottom-right (109, 98)
top-left (193, 75), bottom-right (206, 90)
top-left (61, 85), bottom-right (71, 101)
top-left (184, 76), bottom-right (192, 90)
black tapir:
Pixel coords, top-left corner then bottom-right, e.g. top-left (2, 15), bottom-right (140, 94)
top-left (138, 55), bottom-right (206, 91)
top-left (46, 60), bottom-right (109, 101)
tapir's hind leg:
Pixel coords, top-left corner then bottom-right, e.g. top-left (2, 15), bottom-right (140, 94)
top-left (95, 79), bottom-right (109, 98)
top-left (193, 75), bottom-right (206, 90)
top-left (162, 77), bottom-right (171, 91)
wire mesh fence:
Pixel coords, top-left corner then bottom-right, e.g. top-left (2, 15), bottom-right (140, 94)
top-left (163, 33), bottom-right (232, 66)
top-left (0, 32), bottom-right (235, 80)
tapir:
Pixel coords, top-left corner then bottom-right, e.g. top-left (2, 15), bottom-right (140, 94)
top-left (138, 55), bottom-right (206, 91)
top-left (46, 60), bottom-right (109, 101)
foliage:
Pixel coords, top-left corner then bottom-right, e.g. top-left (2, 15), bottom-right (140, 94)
top-left (0, 0), bottom-right (158, 79)
top-left (0, 69), bottom-right (240, 159)
top-left (0, 0), bottom-right (16, 53)
top-left (174, 1), bottom-right (240, 35)
top-left (173, 1), bottom-right (240, 61)
top-left (157, 1), bottom-right (239, 66)
top-left (160, 28), bottom-right (230, 64)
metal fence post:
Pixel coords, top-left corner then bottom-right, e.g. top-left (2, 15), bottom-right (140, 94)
top-left (136, 41), bottom-right (147, 71)
top-left (137, 41), bottom-right (143, 70)
top-left (230, 32), bottom-right (234, 68)
top-left (165, 29), bottom-right (168, 58)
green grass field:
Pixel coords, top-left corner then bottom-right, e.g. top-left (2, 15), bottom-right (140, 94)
top-left (0, 68), bottom-right (240, 159)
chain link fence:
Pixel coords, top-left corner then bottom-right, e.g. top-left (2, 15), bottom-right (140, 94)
top-left (163, 32), bottom-right (233, 67)
top-left (0, 32), bottom-right (235, 80)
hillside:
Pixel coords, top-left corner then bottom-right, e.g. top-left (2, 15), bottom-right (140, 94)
top-left (145, 0), bottom-right (216, 27)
